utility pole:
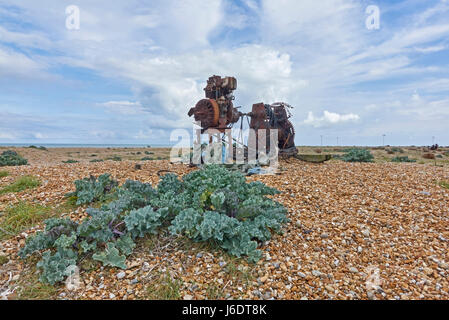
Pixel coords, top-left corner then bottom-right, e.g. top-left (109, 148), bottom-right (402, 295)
top-left (382, 134), bottom-right (386, 146)
top-left (432, 136), bottom-right (435, 145)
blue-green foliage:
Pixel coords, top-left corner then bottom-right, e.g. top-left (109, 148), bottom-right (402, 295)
top-left (391, 156), bottom-right (417, 163)
top-left (125, 206), bottom-right (168, 238)
top-left (342, 148), bottom-right (374, 163)
top-left (168, 166), bottom-right (288, 262)
top-left (92, 243), bottom-right (127, 269)
top-left (66, 174), bottom-right (118, 205)
top-left (19, 165), bottom-right (288, 284)
top-left (37, 249), bottom-right (78, 285)
top-left (0, 150), bottom-right (28, 167)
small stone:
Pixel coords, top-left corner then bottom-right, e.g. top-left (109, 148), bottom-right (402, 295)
top-left (252, 290), bottom-right (262, 298)
top-left (260, 275), bottom-right (268, 283)
top-left (298, 272), bottom-right (306, 278)
top-left (219, 261), bottom-right (226, 267)
top-left (325, 285), bottom-right (334, 292)
top-left (423, 267), bottom-right (433, 276)
top-left (117, 271), bottom-right (126, 279)
top-left (196, 253), bottom-right (203, 259)
top-left (320, 233), bottom-right (329, 239)
top-left (357, 246), bottom-right (363, 253)
top-left (361, 230), bottom-right (370, 237)
top-left (349, 267), bottom-right (358, 273)
top-left (312, 270), bottom-right (322, 277)
top-left (190, 284), bottom-right (199, 291)
top-left (183, 294), bottom-right (194, 300)
top-left (109, 293), bottom-right (116, 299)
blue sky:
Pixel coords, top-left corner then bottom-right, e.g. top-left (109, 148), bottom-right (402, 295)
top-left (0, 0), bottom-right (448, 146)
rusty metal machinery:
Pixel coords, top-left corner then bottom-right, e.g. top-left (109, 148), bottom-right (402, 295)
top-left (188, 76), bottom-right (242, 132)
top-left (188, 75), bottom-right (298, 157)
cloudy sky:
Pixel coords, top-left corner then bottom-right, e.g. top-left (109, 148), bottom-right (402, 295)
top-left (0, 0), bottom-right (448, 146)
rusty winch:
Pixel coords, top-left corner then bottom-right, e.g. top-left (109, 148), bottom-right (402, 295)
top-left (188, 75), bottom-right (298, 157)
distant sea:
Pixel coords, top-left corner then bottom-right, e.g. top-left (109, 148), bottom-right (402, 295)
top-left (0, 143), bottom-right (174, 148)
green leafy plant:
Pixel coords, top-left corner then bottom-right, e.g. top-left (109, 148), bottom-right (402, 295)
top-left (167, 165), bottom-right (288, 262)
top-left (107, 156), bottom-right (122, 162)
top-left (19, 165), bottom-right (288, 285)
top-left (0, 150), bottom-right (28, 167)
top-left (29, 146), bottom-right (48, 151)
top-left (391, 147), bottom-right (404, 153)
top-left (0, 176), bottom-right (40, 195)
top-left (141, 157), bottom-right (153, 161)
top-left (90, 159), bottom-right (104, 163)
top-left (391, 156), bottom-right (417, 163)
top-left (342, 148), bottom-right (374, 163)
top-left (62, 159), bottom-right (79, 164)
top-left (65, 174), bottom-right (118, 205)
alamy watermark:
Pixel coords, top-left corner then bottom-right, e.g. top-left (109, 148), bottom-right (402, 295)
top-left (366, 5), bottom-right (380, 30)
top-left (365, 266), bottom-right (382, 299)
top-left (65, 265), bottom-right (81, 291)
top-left (170, 122), bottom-right (280, 172)
top-left (66, 5), bottom-right (80, 30)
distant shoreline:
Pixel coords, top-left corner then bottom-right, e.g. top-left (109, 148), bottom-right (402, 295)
top-left (0, 143), bottom-right (174, 148)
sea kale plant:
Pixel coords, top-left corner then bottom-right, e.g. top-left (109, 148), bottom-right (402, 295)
top-left (19, 165), bottom-right (288, 285)
top-left (0, 150), bottom-right (28, 167)
top-left (391, 156), bottom-right (417, 163)
top-left (65, 174), bottom-right (118, 205)
top-left (342, 148), bottom-right (374, 163)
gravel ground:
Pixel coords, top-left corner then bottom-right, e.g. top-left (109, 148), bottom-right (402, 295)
top-left (1, 159), bottom-right (448, 300)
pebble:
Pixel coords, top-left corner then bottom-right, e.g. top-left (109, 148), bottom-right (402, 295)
top-left (109, 293), bottom-right (116, 299)
top-left (183, 295), bottom-right (194, 300)
top-left (349, 267), bottom-right (359, 273)
top-left (3, 154), bottom-right (449, 301)
top-left (116, 272), bottom-right (126, 279)
top-left (312, 270), bottom-right (322, 277)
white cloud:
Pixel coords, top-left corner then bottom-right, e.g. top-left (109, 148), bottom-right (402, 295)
top-left (97, 101), bottom-right (146, 115)
top-left (414, 45), bottom-right (447, 53)
top-left (0, 46), bottom-right (50, 79)
top-left (303, 111), bottom-right (360, 128)
top-left (1, 0), bottom-right (449, 144)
